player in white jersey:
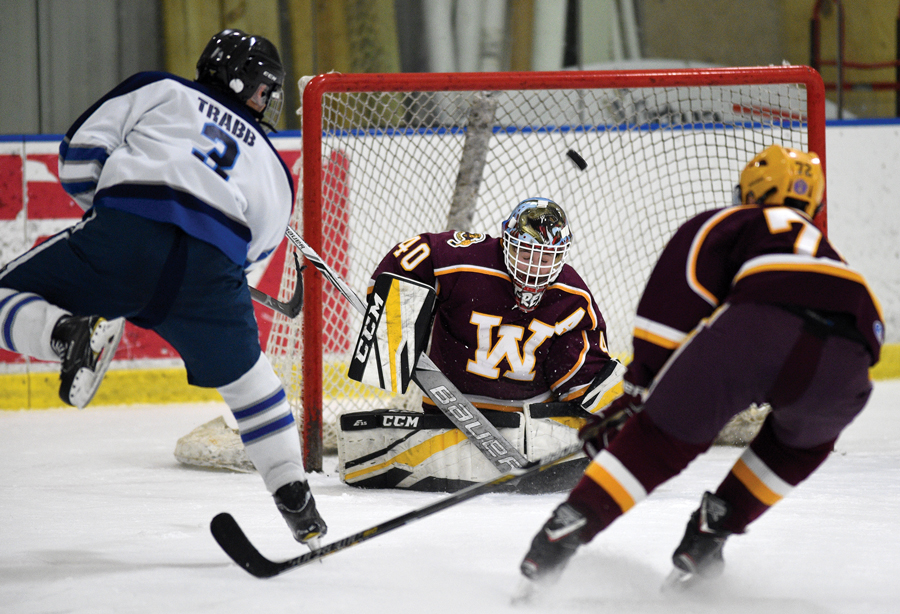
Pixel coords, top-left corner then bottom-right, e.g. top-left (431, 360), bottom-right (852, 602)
top-left (0, 29), bottom-right (326, 547)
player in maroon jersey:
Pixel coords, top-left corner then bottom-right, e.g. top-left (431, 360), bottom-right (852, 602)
top-left (519, 146), bottom-right (884, 588)
top-left (368, 197), bottom-right (616, 414)
top-left (336, 198), bottom-right (622, 493)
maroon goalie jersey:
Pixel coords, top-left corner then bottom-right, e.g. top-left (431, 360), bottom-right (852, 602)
top-left (368, 231), bottom-right (613, 411)
top-left (628, 204), bottom-right (884, 389)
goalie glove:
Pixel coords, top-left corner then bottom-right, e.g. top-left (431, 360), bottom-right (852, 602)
top-left (579, 358), bottom-right (627, 413)
top-left (579, 380), bottom-right (645, 459)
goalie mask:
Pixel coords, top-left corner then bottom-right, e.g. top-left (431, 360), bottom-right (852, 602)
top-left (196, 29), bottom-right (286, 129)
top-left (733, 145), bottom-right (825, 218)
top-left (501, 198), bottom-right (572, 312)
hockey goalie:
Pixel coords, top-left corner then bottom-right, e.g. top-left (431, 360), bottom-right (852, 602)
top-left (338, 198), bottom-right (625, 493)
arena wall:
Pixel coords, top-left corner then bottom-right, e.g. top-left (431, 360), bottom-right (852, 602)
top-left (0, 121), bottom-right (896, 409)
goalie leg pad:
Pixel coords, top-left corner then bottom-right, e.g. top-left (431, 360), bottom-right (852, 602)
top-left (525, 404), bottom-right (587, 460)
top-left (337, 410), bottom-right (524, 492)
top-left (519, 404), bottom-right (590, 493)
top-left (337, 405), bottom-right (593, 493)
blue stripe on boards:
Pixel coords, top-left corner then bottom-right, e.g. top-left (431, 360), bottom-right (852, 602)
top-left (322, 119), bottom-right (808, 140)
top-left (240, 412), bottom-right (295, 444)
top-left (232, 388), bottom-right (287, 421)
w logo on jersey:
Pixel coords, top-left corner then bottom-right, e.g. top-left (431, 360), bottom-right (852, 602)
top-left (465, 311), bottom-right (583, 381)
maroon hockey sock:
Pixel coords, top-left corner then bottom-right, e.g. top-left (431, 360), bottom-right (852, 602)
top-left (566, 475), bottom-right (623, 540)
top-left (568, 412), bottom-right (708, 541)
top-left (715, 415), bottom-right (835, 534)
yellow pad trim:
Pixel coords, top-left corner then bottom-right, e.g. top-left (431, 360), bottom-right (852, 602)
top-left (384, 278), bottom-right (404, 393)
top-left (344, 429), bottom-right (467, 482)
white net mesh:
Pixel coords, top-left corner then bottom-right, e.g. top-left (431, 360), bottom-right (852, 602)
top-left (265, 69), bottom-right (820, 459)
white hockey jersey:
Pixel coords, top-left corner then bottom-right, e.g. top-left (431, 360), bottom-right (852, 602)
top-left (58, 72), bottom-right (293, 269)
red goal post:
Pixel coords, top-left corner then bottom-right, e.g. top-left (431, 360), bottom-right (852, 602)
top-left (268, 66), bottom-right (826, 470)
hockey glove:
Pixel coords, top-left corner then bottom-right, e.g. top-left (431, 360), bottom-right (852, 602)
top-left (579, 383), bottom-right (644, 458)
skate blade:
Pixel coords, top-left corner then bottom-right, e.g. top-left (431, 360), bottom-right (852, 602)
top-left (661, 567), bottom-right (700, 593)
top-left (71, 318), bottom-right (125, 409)
top-left (510, 577), bottom-right (537, 606)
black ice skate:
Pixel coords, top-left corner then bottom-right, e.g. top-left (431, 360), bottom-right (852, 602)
top-left (664, 491), bottom-right (733, 591)
top-left (520, 502), bottom-right (587, 585)
top-left (273, 480), bottom-right (327, 548)
top-left (52, 315), bottom-right (125, 409)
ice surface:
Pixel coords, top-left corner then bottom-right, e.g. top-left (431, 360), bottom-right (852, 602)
top-left (2, 381), bottom-right (899, 614)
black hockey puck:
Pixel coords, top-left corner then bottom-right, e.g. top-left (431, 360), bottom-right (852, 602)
top-left (566, 149), bottom-right (588, 171)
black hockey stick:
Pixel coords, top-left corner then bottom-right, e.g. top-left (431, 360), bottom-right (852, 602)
top-left (211, 442), bottom-right (583, 578)
top-left (248, 251), bottom-right (305, 318)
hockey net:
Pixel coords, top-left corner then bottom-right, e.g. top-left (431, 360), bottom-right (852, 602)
top-left (178, 66), bottom-right (826, 472)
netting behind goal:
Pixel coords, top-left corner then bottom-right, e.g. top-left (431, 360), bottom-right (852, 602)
top-left (265, 67), bottom-right (826, 469)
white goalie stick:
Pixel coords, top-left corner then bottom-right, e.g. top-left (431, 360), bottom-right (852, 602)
top-left (279, 226), bottom-right (529, 472)
top-left (210, 441), bottom-right (583, 578)
top-left (285, 226), bottom-right (366, 313)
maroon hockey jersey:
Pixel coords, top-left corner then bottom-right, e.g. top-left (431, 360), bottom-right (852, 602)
top-left (628, 204), bottom-right (884, 389)
top-left (368, 231), bottom-right (613, 411)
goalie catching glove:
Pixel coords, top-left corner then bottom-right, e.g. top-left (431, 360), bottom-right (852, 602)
top-left (579, 380), bottom-right (645, 458)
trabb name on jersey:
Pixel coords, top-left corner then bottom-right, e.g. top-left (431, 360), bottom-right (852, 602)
top-left (196, 97), bottom-right (257, 146)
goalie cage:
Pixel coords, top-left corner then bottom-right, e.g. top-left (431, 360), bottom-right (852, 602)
top-left (174, 65), bottom-right (824, 472)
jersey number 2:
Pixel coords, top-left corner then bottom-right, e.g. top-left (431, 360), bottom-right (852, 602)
top-left (192, 123), bottom-right (239, 180)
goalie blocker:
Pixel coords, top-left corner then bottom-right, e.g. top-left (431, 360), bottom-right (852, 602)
top-left (348, 272), bottom-right (435, 395)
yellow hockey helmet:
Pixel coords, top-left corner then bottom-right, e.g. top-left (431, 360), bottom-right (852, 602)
top-left (734, 145), bottom-right (825, 217)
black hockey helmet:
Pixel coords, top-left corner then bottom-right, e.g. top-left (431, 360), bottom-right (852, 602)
top-left (196, 29), bottom-right (285, 128)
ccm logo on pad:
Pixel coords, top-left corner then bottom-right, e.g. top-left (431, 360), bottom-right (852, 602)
top-left (381, 415), bottom-right (420, 428)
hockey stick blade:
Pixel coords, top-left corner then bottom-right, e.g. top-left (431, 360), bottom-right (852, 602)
top-left (248, 252), bottom-right (305, 318)
top-left (211, 443), bottom-right (584, 578)
top-left (211, 513), bottom-right (290, 578)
